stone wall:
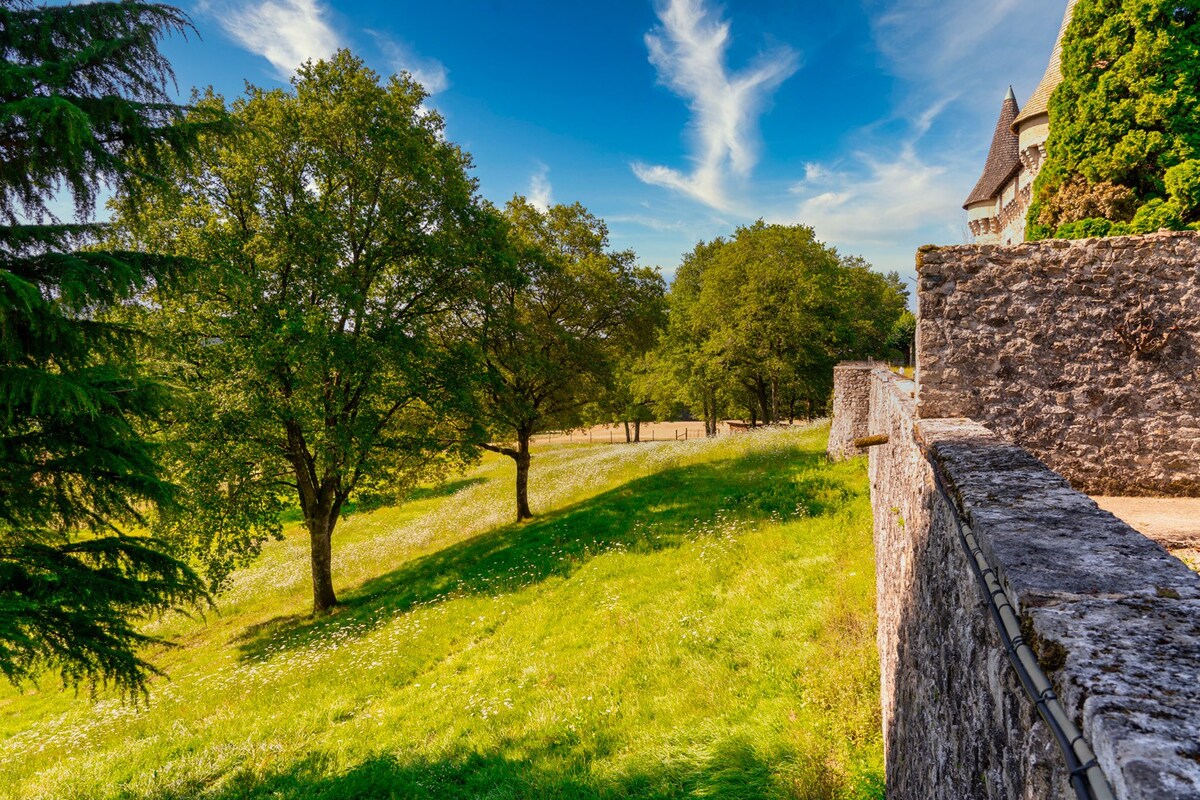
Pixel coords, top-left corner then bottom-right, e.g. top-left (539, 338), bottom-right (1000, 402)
top-left (868, 368), bottom-right (1200, 799)
top-left (917, 231), bottom-right (1200, 496)
top-left (827, 363), bottom-right (874, 461)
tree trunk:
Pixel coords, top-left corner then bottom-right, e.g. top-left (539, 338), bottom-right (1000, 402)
top-left (515, 432), bottom-right (533, 521)
top-left (307, 515), bottom-right (338, 615)
top-left (624, 420), bottom-right (631, 443)
top-left (634, 420), bottom-right (641, 443)
top-left (702, 394), bottom-right (713, 437)
top-left (756, 381), bottom-right (772, 427)
top-left (770, 379), bottom-right (779, 426)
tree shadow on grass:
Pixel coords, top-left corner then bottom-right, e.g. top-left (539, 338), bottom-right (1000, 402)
top-left (236, 447), bottom-right (862, 663)
top-left (204, 735), bottom-right (840, 800)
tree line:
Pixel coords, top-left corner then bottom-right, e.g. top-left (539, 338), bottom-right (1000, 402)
top-left (0, 1), bottom-right (908, 694)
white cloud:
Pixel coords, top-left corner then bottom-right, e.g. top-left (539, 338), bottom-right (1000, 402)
top-left (633, 0), bottom-right (799, 211)
top-left (755, 0), bottom-right (1069, 278)
top-left (207, 0), bottom-right (339, 78)
top-left (528, 164), bottom-right (554, 212)
top-left (606, 215), bottom-right (690, 233)
top-left (783, 145), bottom-right (965, 248)
top-left (369, 32), bottom-right (450, 95)
top-left (865, 0), bottom-right (1067, 121)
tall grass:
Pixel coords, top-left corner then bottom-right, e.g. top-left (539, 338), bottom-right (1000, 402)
top-left (0, 424), bottom-right (883, 799)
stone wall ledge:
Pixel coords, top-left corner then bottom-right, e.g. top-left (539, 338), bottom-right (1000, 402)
top-left (917, 417), bottom-right (1200, 798)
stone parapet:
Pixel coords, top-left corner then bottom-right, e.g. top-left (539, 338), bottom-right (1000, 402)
top-left (826, 363), bottom-right (876, 461)
top-left (917, 231), bottom-right (1200, 496)
top-left (868, 368), bottom-right (1200, 799)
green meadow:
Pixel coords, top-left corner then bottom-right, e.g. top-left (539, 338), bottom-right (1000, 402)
top-left (0, 425), bottom-right (883, 800)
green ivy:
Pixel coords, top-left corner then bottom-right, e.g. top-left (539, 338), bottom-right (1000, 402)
top-left (1030, 0), bottom-right (1200, 237)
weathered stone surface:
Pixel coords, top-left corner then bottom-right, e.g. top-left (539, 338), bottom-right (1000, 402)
top-left (868, 368), bottom-right (1200, 799)
top-left (1029, 598), bottom-right (1200, 799)
top-left (869, 370), bottom-right (1068, 799)
top-left (827, 363), bottom-right (876, 461)
top-left (916, 231), bottom-right (1200, 497)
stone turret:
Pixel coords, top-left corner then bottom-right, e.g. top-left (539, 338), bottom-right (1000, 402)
top-left (964, 88), bottom-right (1021, 244)
top-left (1012, 0), bottom-right (1079, 176)
top-left (963, 0), bottom-right (1079, 245)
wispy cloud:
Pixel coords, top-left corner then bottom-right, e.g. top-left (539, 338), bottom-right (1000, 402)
top-left (207, 0), bottom-right (339, 78)
top-left (528, 164), bottom-right (554, 212)
top-left (783, 145), bottom-right (965, 248)
top-left (759, 0), bottom-right (1066, 277)
top-left (369, 32), bottom-right (450, 95)
top-left (633, 0), bottom-right (799, 211)
top-left (606, 215), bottom-right (691, 233)
top-left (205, 1), bottom-right (449, 93)
top-left (865, 0), bottom-right (1065, 120)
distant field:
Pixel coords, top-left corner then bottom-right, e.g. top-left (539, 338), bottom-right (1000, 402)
top-left (0, 425), bottom-right (883, 800)
top-left (537, 420), bottom-right (825, 445)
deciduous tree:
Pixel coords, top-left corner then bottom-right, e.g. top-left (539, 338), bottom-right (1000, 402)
top-left (112, 52), bottom-right (498, 615)
top-left (658, 223), bottom-right (905, 426)
top-left (479, 198), bottom-right (665, 520)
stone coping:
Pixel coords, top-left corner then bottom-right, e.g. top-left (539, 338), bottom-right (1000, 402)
top-left (916, 413), bottom-right (1200, 798)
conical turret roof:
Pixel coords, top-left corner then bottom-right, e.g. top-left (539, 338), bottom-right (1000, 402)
top-left (1012, 0), bottom-right (1079, 131)
top-left (964, 87), bottom-right (1021, 208)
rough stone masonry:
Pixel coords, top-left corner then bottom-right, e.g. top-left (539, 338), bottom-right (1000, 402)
top-left (848, 366), bottom-right (1200, 800)
top-left (917, 231), bottom-right (1200, 497)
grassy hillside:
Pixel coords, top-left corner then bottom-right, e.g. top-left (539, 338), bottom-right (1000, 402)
top-left (0, 425), bottom-right (883, 800)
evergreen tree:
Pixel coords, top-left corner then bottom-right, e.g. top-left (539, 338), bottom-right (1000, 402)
top-left (1030, 0), bottom-right (1200, 237)
top-left (0, 1), bottom-right (209, 694)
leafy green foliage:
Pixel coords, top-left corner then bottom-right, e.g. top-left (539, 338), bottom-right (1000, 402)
top-left (655, 222), bottom-right (906, 427)
top-left (1164, 158), bottom-right (1200, 214)
top-left (0, 535), bottom-right (206, 694)
top-left (111, 51), bottom-right (499, 613)
top-left (1054, 216), bottom-right (1113, 239)
top-left (1032, 0), bottom-right (1200, 235)
top-left (886, 310), bottom-right (916, 366)
top-left (0, 1), bottom-right (208, 693)
top-left (478, 197), bottom-right (666, 520)
top-left (0, 0), bottom-right (200, 220)
top-left (1129, 197), bottom-right (1186, 232)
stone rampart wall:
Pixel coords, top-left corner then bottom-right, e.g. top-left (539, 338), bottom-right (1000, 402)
top-left (917, 231), bottom-right (1200, 496)
top-left (867, 368), bottom-right (1200, 799)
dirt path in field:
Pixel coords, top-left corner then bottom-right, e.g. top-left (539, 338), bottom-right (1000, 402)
top-left (1094, 497), bottom-right (1200, 571)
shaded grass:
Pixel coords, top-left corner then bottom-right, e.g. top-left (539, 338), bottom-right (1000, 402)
top-left (0, 425), bottom-right (882, 800)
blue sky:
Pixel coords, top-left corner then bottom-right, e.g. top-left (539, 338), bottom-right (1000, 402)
top-left (154, 0), bottom-right (1071, 287)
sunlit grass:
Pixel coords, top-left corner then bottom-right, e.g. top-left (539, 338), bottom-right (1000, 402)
top-left (0, 424), bottom-right (883, 799)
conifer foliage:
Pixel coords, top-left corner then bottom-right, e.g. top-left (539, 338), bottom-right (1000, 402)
top-left (0, 1), bottom-right (208, 693)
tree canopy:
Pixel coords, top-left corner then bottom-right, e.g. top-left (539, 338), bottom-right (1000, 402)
top-left (656, 222), bottom-right (906, 426)
top-left (478, 198), bottom-right (665, 520)
top-left (0, 0), bottom-right (209, 694)
top-left (1030, 0), bottom-right (1200, 238)
top-left (111, 51), bottom-right (501, 614)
